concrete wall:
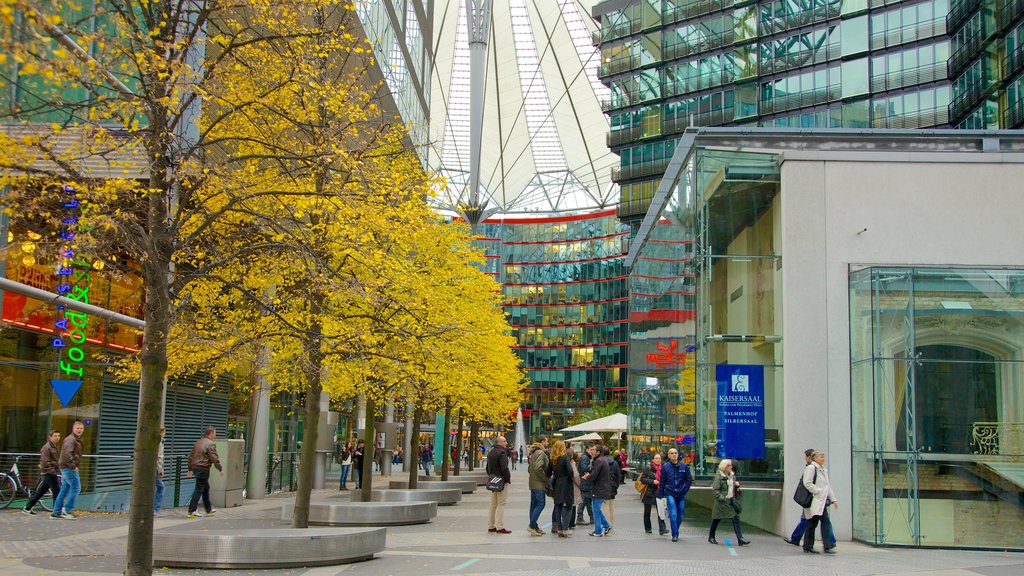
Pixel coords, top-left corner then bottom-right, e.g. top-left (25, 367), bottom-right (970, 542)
top-left (778, 153), bottom-right (1024, 541)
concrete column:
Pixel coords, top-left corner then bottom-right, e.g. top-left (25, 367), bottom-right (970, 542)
top-left (404, 399), bottom-right (414, 474)
top-left (466, 0), bottom-right (492, 208)
top-left (357, 394), bottom-right (366, 436)
top-left (313, 391), bottom-right (330, 489)
top-left (382, 394), bottom-right (395, 477)
top-left (246, 343), bottom-right (272, 499)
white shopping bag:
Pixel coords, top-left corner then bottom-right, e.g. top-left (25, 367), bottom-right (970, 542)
top-left (656, 497), bottom-right (668, 521)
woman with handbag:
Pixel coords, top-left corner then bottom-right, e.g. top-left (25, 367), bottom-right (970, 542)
top-left (640, 453), bottom-right (667, 535)
top-left (708, 459), bottom-right (750, 546)
top-left (802, 451), bottom-right (837, 554)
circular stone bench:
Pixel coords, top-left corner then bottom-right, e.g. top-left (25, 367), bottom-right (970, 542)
top-left (349, 488), bottom-right (462, 506)
top-left (153, 527), bottom-right (385, 569)
top-left (280, 501), bottom-right (436, 526)
top-left (389, 479), bottom-right (477, 494)
top-left (421, 473), bottom-right (490, 486)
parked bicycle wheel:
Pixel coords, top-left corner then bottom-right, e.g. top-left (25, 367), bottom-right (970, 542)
top-left (0, 474), bottom-right (16, 509)
top-left (26, 483), bottom-right (53, 512)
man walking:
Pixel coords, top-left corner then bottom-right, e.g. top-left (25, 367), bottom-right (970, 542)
top-left (586, 444), bottom-right (612, 537)
top-left (154, 427), bottom-right (166, 516)
top-left (486, 436), bottom-right (512, 534)
top-left (575, 442), bottom-right (594, 525)
top-left (657, 447), bottom-right (692, 542)
top-left (420, 443), bottom-right (431, 476)
top-left (50, 421), bottom-right (84, 519)
top-left (186, 426), bottom-right (223, 518)
top-left (353, 440), bottom-right (365, 488)
top-left (23, 430), bottom-right (61, 515)
top-left (526, 436), bottom-right (550, 536)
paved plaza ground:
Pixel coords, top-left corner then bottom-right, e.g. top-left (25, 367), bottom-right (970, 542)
top-left (0, 467), bottom-right (1021, 576)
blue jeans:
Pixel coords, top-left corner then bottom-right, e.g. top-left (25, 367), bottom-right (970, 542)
top-left (339, 464), bottom-right (350, 488)
top-left (665, 493), bottom-right (686, 538)
top-left (792, 515), bottom-right (836, 547)
top-left (154, 474), bottom-right (164, 512)
top-left (592, 497), bottom-right (610, 534)
top-left (422, 458), bottom-right (431, 476)
top-left (51, 468), bottom-right (80, 516)
top-left (529, 489), bottom-right (546, 530)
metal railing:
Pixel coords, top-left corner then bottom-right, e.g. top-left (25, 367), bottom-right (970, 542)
top-left (612, 158), bottom-right (672, 182)
top-left (870, 62), bottom-right (946, 93)
top-left (948, 81), bottom-right (987, 123)
top-left (948, 30), bottom-right (987, 80)
top-left (997, 0), bottom-right (1024, 30)
top-left (1003, 96), bottom-right (1024, 128)
top-left (948, 0), bottom-right (982, 34)
top-left (870, 17), bottom-right (946, 50)
top-left (760, 4), bottom-right (841, 36)
top-left (973, 422), bottom-right (1024, 456)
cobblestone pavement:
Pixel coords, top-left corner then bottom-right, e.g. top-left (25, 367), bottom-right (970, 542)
top-left (1, 468), bottom-right (1021, 575)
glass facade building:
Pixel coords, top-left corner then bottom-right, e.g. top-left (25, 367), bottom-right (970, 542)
top-left (474, 211), bottom-right (631, 438)
top-left (626, 128), bottom-right (1024, 548)
top-left (593, 0), bottom-right (1022, 220)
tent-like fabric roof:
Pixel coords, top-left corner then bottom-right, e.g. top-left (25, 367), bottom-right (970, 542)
top-left (561, 413), bottom-right (628, 433)
top-left (429, 0), bottom-right (616, 215)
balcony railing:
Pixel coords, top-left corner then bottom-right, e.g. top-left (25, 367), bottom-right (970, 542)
top-left (870, 62), bottom-right (946, 93)
top-left (600, 54), bottom-right (648, 78)
top-left (997, 0), bottom-right (1024, 31)
top-left (663, 30), bottom-right (735, 62)
top-left (760, 4), bottom-right (841, 36)
top-left (1003, 42), bottom-right (1024, 81)
top-left (870, 17), bottom-right (946, 50)
top-left (972, 422), bottom-right (1024, 457)
top-left (760, 85), bottom-right (839, 115)
top-left (1003, 97), bottom-right (1024, 128)
top-left (871, 106), bottom-right (950, 129)
top-left (663, 0), bottom-right (735, 24)
top-left (948, 81), bottom-right (987, 123)
top-left (947, 30), bottom-right (987, 80)
top-left (612, 158), bottom-right (672, 182)
top-left (948, 0), bottom-right (982, 34)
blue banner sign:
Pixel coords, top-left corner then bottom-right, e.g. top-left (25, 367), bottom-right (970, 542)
top-left (715, 364), bottom-right (765, 459)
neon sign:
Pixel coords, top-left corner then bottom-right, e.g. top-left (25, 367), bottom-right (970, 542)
top-left (49, 185), bottom-right (88, 407)
top-left (646, 340), bottom-right (689, 369)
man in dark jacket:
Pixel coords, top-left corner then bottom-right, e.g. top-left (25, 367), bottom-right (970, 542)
top-left (576, 444), bottom-right (594, 525)
top-left (486, 436), bottom-right (512, 534)
top-left (50, 420), bottom-right (84, 519)
top-left (526, 436), bottom-right (550, 536)
top-left (656, 447), bottom-right (693, 542)
top-left (186, 426), bottom-right (223, 518)
top-left (586, 444), bottom-right (613, 537)
top-left (23, 430), bottom-right (60, 515)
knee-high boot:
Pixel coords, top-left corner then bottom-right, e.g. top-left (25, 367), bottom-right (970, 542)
top-left (732, 517), bottom-right (750, 546)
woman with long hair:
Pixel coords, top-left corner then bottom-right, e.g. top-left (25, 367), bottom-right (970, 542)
top-left (339, 441), bottom-right (353, 490)
top-left (549, 440), bottom-right (574, 536)
top-left (708, 459), bottom-right (750, 546)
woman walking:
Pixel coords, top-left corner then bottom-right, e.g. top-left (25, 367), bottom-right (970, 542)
top-left (640, 453), bottom-right (667, 535)
top-left (339, 441), bottom-right (353, 490)
top-left (550, 440), bottom-right (575, 537)
top-left (708, 459), bottom-right (750, 546)
top-left (802, 451), bottom-right (838, 554)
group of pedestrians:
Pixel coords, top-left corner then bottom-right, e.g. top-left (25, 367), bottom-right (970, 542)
top-left (337, 440), bottom-right (365, 489)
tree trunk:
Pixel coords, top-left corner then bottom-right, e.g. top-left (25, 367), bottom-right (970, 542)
top-left (469, 421), bottom-right (480, 471)
top-left (454, 409), bottom-right (464, 476)
top-left (125, 174), bottom-right (174, 576)
top-left (440, 399), bottom-right (452, 481)
top-left (407, 405), bottom-right (420, 488)
top-left (360, 395), bottom-right (377, 501)
top-left (291, 333), bottom-right (324, 528)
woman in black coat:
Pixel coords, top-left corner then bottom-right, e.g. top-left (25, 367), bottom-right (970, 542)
top-left (550, 440), bottom-right (575, 537)
top-left (641, 453), bottom-right (667, 535)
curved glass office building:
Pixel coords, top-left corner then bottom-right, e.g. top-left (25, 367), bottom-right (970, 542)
top-left (474, 211), bottom-right (631, 438)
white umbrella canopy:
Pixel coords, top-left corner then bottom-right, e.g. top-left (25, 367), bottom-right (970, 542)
top-left (565, 432), bottom-right (603, 443)
top-left (560, 413), bottom-right (627, 433)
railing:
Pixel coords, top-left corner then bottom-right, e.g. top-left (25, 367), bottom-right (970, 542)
top-left (1003, 42), bottom-right (1024, 83)
top-left (760, 85), bottom-right (839, 115)
top-left (870, 17), bottom-right (946, 50)
top-left (266, 451), bottom-right (299, 494)
top-left (612, 158), bottom-right (672, 181)
top-left (1002, 96), bottom-right (1024, 128)
top-left (948, 0), bottom-right (982, 34)
top-left (870, 62), bottom-right (946, 93)
top-left (872, 106), bottom-right (949, 129)
top-left (662, 30), bottom-right (735, 62)
top-left (971, 422), bottom-right (1024, 456)
top-left (947, 29), bottom-right (987, 80)
top-left (948, 81), bottom-right (987, 123)
top-left (663, 0), bottom-right (735, 24)
top-left (760, 4), bottom-right (841, 36)
top-left (600, 54), bottom-right (652, 78)
top-left (997, 0), bottom-right (1024, 31)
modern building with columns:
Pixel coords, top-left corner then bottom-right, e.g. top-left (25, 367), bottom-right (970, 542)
top-left (626, 127), bottom-right (1024, 549)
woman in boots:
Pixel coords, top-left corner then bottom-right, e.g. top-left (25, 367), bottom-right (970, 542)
top-left (640, 453), bottom-right (667, 536)
top-left (550, 440), bottom-right (575, 537)
top-left (708, 459), bottom-right (750, 546)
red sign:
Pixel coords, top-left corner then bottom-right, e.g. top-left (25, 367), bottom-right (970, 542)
top-left (646, 340), bottom-right (687, 369)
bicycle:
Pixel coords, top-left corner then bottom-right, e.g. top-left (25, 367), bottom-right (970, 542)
top-left (0, 456), bottom-right (56, 512)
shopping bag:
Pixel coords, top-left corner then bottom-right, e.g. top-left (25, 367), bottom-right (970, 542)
top-left (656, 497), bottom-right (668, 520)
